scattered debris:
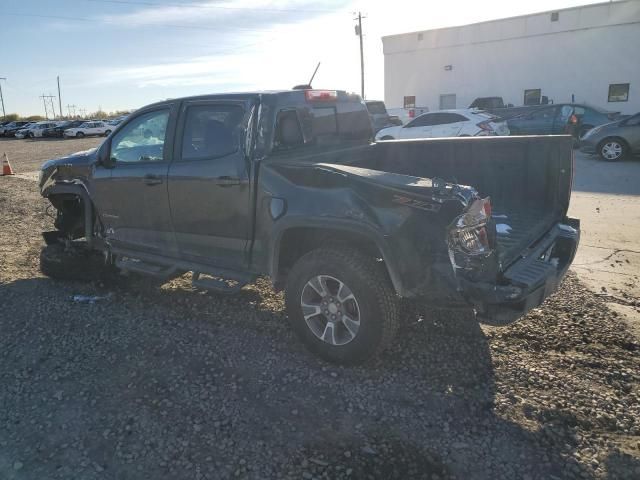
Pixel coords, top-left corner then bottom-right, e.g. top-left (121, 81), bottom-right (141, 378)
top-left (71, 293), bottom-right (112, 304)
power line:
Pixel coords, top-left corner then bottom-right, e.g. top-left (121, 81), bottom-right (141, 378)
top-left (80, 0), bottom-right (339, 13)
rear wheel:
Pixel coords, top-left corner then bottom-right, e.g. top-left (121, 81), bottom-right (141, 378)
top-left (104, 130), bottom-right (112, 136)
top-left (599, 138), bottom-right (627, 161)
top-left (285, 247), bottom-right (399, 365)
top-left (76, 131), bottom-right (85, 138)
top-left (40, 243), bottom-right (108, 282)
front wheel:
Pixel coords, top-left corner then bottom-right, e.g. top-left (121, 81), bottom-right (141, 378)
top-left (104, 130), bottom-right (111, 136)
top-left (285, 247), bottom-right (399, 365)
top-left (599, 138), bottom-right (627, 161)
top-left (76, 132), bottom-right (85, 138)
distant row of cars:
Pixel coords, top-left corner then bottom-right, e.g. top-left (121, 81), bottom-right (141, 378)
top-left (0, 118), bottom-right (125, 139)
top-left (367, 100), bottom-right (638, 161)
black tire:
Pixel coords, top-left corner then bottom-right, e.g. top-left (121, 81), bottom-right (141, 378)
top-left (104, 130), bottom-right (111, 136)
top-left (27, 131), bottom-right (34, 139)
top-left (598, 137), bottom-right (628, 162)
top-left (285, 247), bottom-right (399, 365)
top-left (76, 132), bottom-right (85, 138)
top-left (40, 243), bottom-right (107, 282)
top-left (380, 136), bottom-right (394, 141)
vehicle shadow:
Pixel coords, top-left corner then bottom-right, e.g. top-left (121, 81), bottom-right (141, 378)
top-left (0, 276), bottom-right (622, 479)
top-left (573, 151), bottom-right (640, 196)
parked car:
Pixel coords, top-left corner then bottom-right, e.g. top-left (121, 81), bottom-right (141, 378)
top-left (580, 112), bottom-right (640, 161)
top-left (375, 109), bottom-right (509, 140)
top-left (15, 122), bottom-right (58, 139)
top-left (507, 104), bottom-right (622, 138)
top-left (64, 121), bottom-right (113, 138)
top-left (43, 121), bottom-right (85, 138)
top-left (38, 88), bottom-right (579, 365)
top-left (0, 121), bottom-right (31, 137)
top-left (365, 100), bottom-right (401, 132)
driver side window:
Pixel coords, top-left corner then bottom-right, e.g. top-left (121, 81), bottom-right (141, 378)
top-left (111, 109), bottom-right (170, 163)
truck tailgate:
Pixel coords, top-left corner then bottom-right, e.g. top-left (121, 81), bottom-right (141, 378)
top-left (357, 135), bottom-right (574, 267)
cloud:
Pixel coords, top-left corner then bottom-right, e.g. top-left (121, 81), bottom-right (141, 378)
top-left (98, 0), bottom-right (348, 32)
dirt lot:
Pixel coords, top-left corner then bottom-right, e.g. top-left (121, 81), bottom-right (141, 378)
top-left (1, 139), bottom-right (639, 479)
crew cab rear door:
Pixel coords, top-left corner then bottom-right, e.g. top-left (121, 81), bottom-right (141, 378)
top-left (167, 99), bottom-right (252, 269)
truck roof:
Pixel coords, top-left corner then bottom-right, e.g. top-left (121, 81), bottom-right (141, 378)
top-left (142, 89), bottom-right (358, 109)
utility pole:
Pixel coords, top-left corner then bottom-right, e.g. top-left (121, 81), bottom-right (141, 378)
top-left (0, 77), bottom-right (6, 119)
top-left (67, 104), bottom-right (77, 117)
top-left (354, 12), bottom-right (366, 99)
top-left (57, 76), bottom-right (63, 119)
top-left (40, 94), bottom-right (49, 119)
top-left (40, 94), bottom-right (56, 119)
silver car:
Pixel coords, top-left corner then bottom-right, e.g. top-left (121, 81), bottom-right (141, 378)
top-left (580, 113), bottom-right (640, 161)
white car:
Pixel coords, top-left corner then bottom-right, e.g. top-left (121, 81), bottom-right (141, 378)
top-left (15, 121), bottom-right (58, 139)
top-left (64, 121), bottom-right (113, 138)
top-left (375, 109), bottom-right (510, 140)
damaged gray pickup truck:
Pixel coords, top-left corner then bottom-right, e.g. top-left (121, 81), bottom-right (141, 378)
top-left (39, 88), bottom-right (580, 364)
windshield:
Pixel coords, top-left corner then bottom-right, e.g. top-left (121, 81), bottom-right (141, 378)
top-left (366, 102), bottom-right (387, 114)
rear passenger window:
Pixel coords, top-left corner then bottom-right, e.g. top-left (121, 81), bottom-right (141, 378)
top-left (181, 104), bottom-right (244, 161)
top-left (439, 113), bottom-right (467, 123)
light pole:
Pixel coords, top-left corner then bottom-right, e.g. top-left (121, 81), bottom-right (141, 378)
top-left (354, 13), bottom-right (366, 100)
top-left (0, 77), bottom-right (6, 119)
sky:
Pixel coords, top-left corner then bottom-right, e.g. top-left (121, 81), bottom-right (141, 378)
top-left (1, 0), bottom-right (608, 116)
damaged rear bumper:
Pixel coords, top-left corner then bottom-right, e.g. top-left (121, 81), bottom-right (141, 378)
top-left (460, 218), bottom-right (580, 325)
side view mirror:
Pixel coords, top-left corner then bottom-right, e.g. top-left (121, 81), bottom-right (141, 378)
top-left (97, 142), bottom-right (115, 168)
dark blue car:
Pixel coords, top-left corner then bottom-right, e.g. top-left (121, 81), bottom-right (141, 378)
top-left (507, 104), bottom-right (622, 138)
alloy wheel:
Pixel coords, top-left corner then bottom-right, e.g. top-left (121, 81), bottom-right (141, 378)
top-left (601, 141), bottom-right (622, 160)
top-left (300, 275), bottom-right (361, 346)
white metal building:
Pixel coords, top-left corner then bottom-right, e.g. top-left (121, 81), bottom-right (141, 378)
top-left (383, 0), bottom-right (640, 114)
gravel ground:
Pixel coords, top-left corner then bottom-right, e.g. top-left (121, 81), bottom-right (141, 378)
top-left (1, 169), bottom-right (640, 479)
top-left (0, 137), bottom-right (103, 173)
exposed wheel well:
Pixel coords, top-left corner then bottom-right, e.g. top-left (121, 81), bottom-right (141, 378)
top-left (47, 192), bottom-right (97, 242)
top-left (274, 227), bottom-right (387, 289)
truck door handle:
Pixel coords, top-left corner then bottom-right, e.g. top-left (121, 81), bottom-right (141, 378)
top-left (143, 174), bottom-right (163, 186)
top-left (216, 176), bottom-right (242, 187)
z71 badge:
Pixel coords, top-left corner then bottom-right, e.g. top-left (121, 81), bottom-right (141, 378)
top-left (392, 195), bottom-right (441, 213)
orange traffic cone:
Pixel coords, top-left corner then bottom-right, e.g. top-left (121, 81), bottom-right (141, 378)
top-left (2, 153), bottom-right (15, 176)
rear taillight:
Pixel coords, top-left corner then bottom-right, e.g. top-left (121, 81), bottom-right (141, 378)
top-left (448, 197), bottom-right (493, 268)
top-left (408, 109), bottom-right (415, 118)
